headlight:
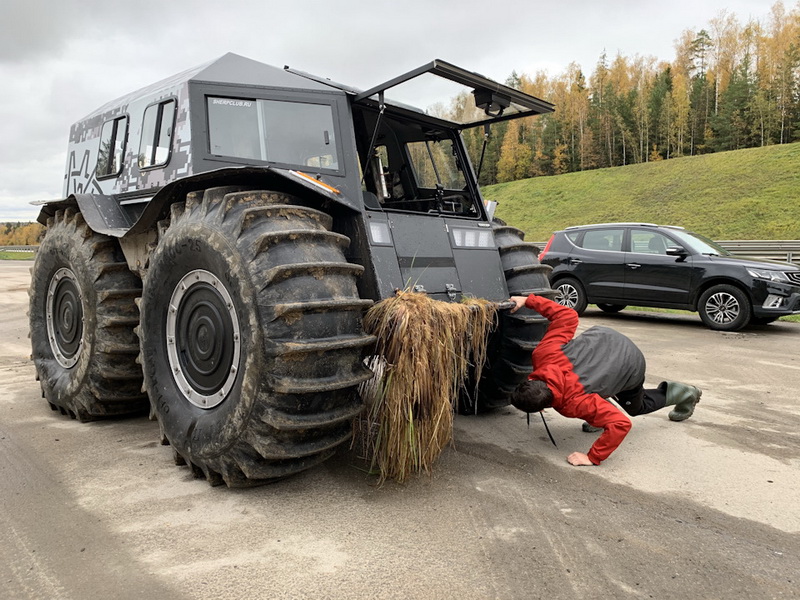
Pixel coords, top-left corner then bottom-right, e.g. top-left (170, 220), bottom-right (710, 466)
top-left (452, 228), bottom-right (494, 248)
top-left (747, 268), bottom-right (790, 282)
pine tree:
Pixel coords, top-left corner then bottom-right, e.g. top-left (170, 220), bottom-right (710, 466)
top-left (712, 57), bottom-right (755, 150)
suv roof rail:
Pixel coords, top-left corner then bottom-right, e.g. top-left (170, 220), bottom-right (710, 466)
top-left (563, 222), bottom-right (686, 231)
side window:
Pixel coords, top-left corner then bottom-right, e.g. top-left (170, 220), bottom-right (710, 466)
top-left (631, 230), bottom-right (672, 255)
top-left (139, 99), bottom-right (176, 169)
top-left (206, 97), bottom-right (339, 171)
top-left (96, 116), bottom-right (128, 178)
top-left (582, 228), bottom-right (623, 251)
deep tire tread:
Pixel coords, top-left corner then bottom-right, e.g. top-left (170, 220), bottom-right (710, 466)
top-left (463, 223), bottom-right (554, 413)
top-left (29, 211), bottom-right (146, 420)
top-left (140, 187), bottom-right (373, 487)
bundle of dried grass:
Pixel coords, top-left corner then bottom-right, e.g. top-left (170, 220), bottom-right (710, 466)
top-left (356, 291), bottom-right (497, 483)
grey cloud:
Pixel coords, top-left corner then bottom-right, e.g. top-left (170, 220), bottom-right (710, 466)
top-left (0, 0), bottom-right (780, 222)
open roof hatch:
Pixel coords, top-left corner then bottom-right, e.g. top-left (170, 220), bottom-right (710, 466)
top-left (353, 59), bottom-right (554, 128)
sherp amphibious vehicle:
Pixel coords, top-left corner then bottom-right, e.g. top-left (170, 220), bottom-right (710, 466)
top-left (30, 54), bottom-right (555, 486)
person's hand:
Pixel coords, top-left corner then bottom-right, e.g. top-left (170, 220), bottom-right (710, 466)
top-left (567, 452), bottom-right (595, 466)
top-left (508, 295), bottom-right (530, 313)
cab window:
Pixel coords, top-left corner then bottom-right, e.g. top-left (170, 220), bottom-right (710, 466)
top-left (355, 108), bottom-right (478, 217)
top-left (96, 116), bottom-right (128, 178)
top-left (406, 139), bottom-right (466, 190)
top-left (207, 97), bottom-right (339, 171)
top-left (139, 99), bottom-right (176, 169)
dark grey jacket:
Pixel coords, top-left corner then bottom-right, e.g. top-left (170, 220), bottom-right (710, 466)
top-left (563, 326), bottom-right (646, 398)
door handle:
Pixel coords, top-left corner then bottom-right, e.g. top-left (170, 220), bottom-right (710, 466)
top-left (568, 258), bottom-right (582, 265)
top-left (626, 263), bottom-right (641, 269)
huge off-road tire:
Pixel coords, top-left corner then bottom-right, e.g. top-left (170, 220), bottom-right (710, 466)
top-left (138, 187), bottom-right (375, 486)
top-left (460, 225), bottom-right (553, 414)
top-left (29, 208), bottom-right (147, 420)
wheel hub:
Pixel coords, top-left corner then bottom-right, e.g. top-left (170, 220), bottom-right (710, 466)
top-left (557, 283), bottom-right (579, 309)
top-left (706, 292), bottom-right (740, 324)
top-left (166, 270), bottom-right (240, 409)
top-left (46, 268), bottom-right (83, 368)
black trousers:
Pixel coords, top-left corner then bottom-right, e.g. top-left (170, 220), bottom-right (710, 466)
top-left (614, 381), bottom-right (667, 416)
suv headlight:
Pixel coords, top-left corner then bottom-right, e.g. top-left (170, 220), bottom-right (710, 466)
top-left (747, 268), bottom-right (790, 282)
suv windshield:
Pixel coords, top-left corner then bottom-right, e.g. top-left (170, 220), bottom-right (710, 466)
top-left (670, 230), bottom-right (732, 256)
top-left (207, 97), bottom-right (339, 171)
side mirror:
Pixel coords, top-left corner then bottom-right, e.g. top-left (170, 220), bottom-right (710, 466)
top-left (666, 246), bottom-right (688, 257)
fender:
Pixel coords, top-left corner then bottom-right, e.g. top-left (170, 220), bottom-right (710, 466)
top-left (37, 166), bottom-right (360, 238)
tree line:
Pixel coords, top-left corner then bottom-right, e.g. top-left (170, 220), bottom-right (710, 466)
top-left (453, 2), bottom-right (800, 185)
top-left (0, 222), bottom-right (45, 246)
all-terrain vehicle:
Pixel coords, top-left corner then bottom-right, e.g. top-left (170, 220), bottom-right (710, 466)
top-left (29, 54), bottom-right (555, 486)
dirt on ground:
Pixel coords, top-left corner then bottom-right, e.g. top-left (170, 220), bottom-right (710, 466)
top-left (2, 260), bottom-right (798, 600)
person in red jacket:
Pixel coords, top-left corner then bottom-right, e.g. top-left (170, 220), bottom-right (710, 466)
top-left (508, 293), bottom-right (701, 466)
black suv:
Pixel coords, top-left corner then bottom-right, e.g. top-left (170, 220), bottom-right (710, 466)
top-left (539, 223), bottom-right (800, 331)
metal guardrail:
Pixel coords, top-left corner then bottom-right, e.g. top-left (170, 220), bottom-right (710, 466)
top-left (716, 240), bottom-right (800, 265)
top-left (0, 245), bottom-right (38, 253)
top-left (531, 240), bottom-right (800, 265)
top-left (3, 241), bottom-right (800, 264)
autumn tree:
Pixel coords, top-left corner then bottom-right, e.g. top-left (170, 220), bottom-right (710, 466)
top-left (448, 1), bottom-right (800, 183)
top-left (0, 222), bottom-right (45, 245)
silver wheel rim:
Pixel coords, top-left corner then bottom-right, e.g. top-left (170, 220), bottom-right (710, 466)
top-left (166, 269), bottom-right (241, 409)
top-left (556, 283), bottom-right (579, 309)
top-left (706, 291), bottom-right (740, 324)
top-left (46, 267), bottom-right (83, 369)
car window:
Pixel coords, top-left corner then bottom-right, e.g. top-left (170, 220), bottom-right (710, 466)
top-left (581, 228), bottom-right (623, 251)
top-left (671, 229), bottom-right (732, 256)
top-left (631, 230), bottom-right (673, 255)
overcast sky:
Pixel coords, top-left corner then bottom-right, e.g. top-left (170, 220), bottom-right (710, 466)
top-left (0, 0), bottom-right (781, 221)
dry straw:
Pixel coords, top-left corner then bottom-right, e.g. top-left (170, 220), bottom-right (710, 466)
top-left (356, 291), bottom-right (497, 483)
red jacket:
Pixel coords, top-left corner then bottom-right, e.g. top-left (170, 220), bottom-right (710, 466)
top-left (525, 295), bottom-right (631, 464)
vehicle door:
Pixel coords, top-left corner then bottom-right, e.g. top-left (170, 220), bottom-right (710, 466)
top-left (568, 227), bottom-right (626, 301)
top-left (622, 228), bottom-right (695, 305)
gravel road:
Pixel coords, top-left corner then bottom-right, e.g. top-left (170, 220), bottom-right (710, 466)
top-left (2, 260), bottom-right (798, 600)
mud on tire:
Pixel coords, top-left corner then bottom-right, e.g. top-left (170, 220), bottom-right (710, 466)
top-left (138, 188), bottom-right (375, 487)
top-left (460, 225), bottom-right (553, 414)
top-left (29, 208), bottom-right (146, 420)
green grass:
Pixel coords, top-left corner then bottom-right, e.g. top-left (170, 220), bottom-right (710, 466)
top-left (486, 145), bottom-right (800, 324)
top-left (0, 251), bottom-right (35, 260)
top-left (486, 142), bottom-right (800, 242)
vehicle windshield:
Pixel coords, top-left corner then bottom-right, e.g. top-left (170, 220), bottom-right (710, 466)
top-left (356, 107), bottom-right (479, 217)
top-left (207, 96), bottom-right (339, 171)
top-left (406, 139), bottom-right (466, 190)
top-left (670, 229), bottom-right (732, 256)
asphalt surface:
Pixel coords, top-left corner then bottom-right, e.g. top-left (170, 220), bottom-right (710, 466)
top-left (2, 260), bottom-right (798, 600)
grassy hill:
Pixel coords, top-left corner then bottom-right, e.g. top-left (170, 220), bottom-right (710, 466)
top-left (485, 142), bottom-right (800, 242)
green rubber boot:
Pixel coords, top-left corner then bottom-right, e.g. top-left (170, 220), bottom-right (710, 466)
top-left (665, 381), bottom-right (702, 422)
